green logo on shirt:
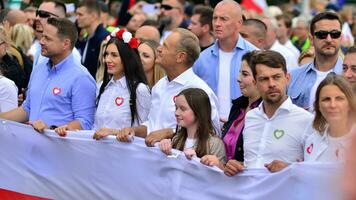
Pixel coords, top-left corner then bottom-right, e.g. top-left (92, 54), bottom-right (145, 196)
top-left (273, 129), bottom-right (284, 139)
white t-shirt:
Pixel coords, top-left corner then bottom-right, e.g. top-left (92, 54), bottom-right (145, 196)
top-left (142, 68), bottom-right (220, 135)
top-left (308, 69), bottom-right (332, 111)
top-left (271, 40), bottom-right (299, 71)
top-left (94, 76), bottom-right (151, 130)
top-left (184, 138), bottom-right (196, 149)
top-left (0, 76), bottom-right (18, 112)
top-left (243, 97), bottom-right (313, 168)
top-left (218, 50), bottom-right (234, 121)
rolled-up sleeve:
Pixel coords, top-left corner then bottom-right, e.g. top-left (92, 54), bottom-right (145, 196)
top-left (71, 75), bottom-right (97, 130)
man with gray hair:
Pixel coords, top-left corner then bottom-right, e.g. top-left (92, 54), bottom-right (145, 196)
top-left (108, 28), bottom-right (220, 147)
top-left (262, 17), bottom-right (298, 71)
top-left (193, 0), bottom-right (256, 123)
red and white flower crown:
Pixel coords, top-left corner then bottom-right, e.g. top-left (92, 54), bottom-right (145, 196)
top-left (106, 28), bottom-right (139, 49)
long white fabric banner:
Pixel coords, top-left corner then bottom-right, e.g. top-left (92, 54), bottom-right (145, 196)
top-left (0, 119), bottom-right (343, 200)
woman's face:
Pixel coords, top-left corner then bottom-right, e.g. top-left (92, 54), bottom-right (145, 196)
top-left (138, 43), bottom-right (155, 73)
top-left (104, 43), bottom-right (124, 80)
top-left (237, 60), bottom-right (257, 97)
top-left (319, 84), bottom-right (350, 124)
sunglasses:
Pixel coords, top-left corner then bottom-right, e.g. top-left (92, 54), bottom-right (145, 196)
top-left (160, 4), bottom-right (179, 10)
top-left (313, 30), bottom-right (341, 40)
top-left (36, 10), bottom-right (59, 18)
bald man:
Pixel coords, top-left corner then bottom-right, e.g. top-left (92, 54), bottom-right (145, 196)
top-left (135, 25), bottom-right (161, 43)
top-left (193, 0), bottom-right (256, 122)
top-left (4, 9), bottom-right (27, 28)
top-left (240, 18), bottom-right (267, 49)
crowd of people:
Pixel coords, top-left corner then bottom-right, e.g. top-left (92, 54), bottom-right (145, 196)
top-left (0, 0), bottom-right (355, 197)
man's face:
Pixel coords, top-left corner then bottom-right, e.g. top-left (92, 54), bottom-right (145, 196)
top-left (311, 19), bottom-right (341, 57)
top-left (40, 24), bottom-right (64, 58)
top-left (159, 0), bottom-right (182, 27)
top-left (343, 52), bottom-right (356, 87)
top-left (213, 3), bottom-right (241, 40)
top-left (188, 14), bottom-right (204, 38)
top-left (293, 21), bottom-right (308, 40)
top-left (240, 25), bottom-right (265, 49)
top-left (255, 64), bottom-right (290, 105)
top-left (126, 13), bottom-right (146, 33)
top-left (276, 18), bottom-right (288, 40)
top-left (156, 32), bottom-right (180, 69)
top-left (76, 6), bottom-right (93, 29)
top-left (35, 2), bottom-right (61, 34)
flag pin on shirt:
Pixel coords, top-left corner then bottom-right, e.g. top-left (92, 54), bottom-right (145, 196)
top-left (53, 87), bottom-right (61, 95)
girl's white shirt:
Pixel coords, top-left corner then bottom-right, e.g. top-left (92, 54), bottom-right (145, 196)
top-left (0, 75), bottom-right (18, 112)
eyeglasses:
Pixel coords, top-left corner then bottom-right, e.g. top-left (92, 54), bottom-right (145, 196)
top-left (313, 30), bottom-right (341, 40)
top-left (36, 10), bottom-right (59, 18)
top-left (160, 4), bottom-right (179, 10)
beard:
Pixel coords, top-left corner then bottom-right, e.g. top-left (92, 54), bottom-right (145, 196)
top-left (158, 15), bottom-right (172, 28)
top-left (317, 42), bottom-right (339, 57)
top-left (263, 90), bottom-right (283, 105)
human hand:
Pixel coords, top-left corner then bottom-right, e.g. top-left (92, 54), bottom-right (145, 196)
top-left (264, 160), bottom-right (289, 173)
top-left (184, 148), bottom-right (197, 160)
top-left (116, 127), bottom-right (135, 143)
top-left (54, 125), bottom-right (70, 137)
top-left (145, 129), bottom-right (173, 147)
top-left (93, 128), bottom-right (115, 140)
top-left (30, 120), bottom-right (49, 133)
top-left (224, 159), bottom-right (244, 176)
top-left (159, 139), bottom-right (172, 155)
top-left (200, 155), bottom-right (220, 167)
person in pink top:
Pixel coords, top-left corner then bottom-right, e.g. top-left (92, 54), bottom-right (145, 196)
top-left (200, 51), bottom-right (262, 169)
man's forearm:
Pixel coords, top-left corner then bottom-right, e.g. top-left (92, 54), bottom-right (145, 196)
top-left (133, 125), bottom-right (147, 138)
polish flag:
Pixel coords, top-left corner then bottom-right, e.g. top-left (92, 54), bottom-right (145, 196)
top-left (241, 0), bottom-right (268, 14)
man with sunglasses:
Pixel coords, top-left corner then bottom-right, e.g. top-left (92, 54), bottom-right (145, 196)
top-left (158, 0), bottom-right (189, 43)
top-left (288, 12), bottom-right (343, 111)
top-left (32, 0), bottom-right (82, 67)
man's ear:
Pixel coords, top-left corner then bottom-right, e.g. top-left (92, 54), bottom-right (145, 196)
top-left (62, 38), bottom-right (72, 50)
top-left (176, 51), bottom-right (187, 64)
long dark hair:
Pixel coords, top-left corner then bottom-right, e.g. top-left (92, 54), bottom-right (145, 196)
top-left (97, 37), bottom-right (148, 126)
top-left (172, 88), bottom-right (216, 158)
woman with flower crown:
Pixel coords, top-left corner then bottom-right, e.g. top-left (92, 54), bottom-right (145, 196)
top-left (93, 29), bottom-right (151, 139)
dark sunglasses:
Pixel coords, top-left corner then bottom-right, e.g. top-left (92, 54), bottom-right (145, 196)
top-left (313, 30), bottom-right (341, 40)
top-left (36, 10), bottom-right (59, 18)
top-left (160, 4), bottom-right (179, 10)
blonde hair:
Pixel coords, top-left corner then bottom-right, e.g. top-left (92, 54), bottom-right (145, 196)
top-left (10, 24), bottom-right (34, 53)
top-left (96, 39), bottom-right (108, 83)
top-left (298, 47), bottom-right (315, 65)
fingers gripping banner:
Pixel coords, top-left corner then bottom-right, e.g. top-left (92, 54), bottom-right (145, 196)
top-left (0, 120), bottom-right (343, 200)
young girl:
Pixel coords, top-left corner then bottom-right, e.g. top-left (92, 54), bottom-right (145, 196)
top-left (159, 88), bottom-right (226, 164)
top-left (93, 30), bottom-right (151, 139)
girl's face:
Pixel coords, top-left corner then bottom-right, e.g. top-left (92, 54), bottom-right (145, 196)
top-left (237, 60), bottom-right (257, 97)
top-left (138, 43), bottom-right (155, 73)
top-left (105, 43), bottom-right (124, 80)
top-left (319, 84), bottom-right (350, 124)
top-left (175, 95), bottom-right (196, 128)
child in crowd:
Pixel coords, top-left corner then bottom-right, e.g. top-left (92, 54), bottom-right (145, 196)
top-left (159, 88), bottom-right (226, 164)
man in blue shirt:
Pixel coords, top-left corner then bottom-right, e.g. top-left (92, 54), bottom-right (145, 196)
top-left (0, 17), bottom-right (96, 136)
top-left (192, 0), bottom-right (256, 122)
top-left (288, 12), bottom-right (343, 111)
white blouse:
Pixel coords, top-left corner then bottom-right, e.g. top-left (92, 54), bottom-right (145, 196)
top-left (0, 76), bottom-right (18, 112)
top-left (94, 76), bottom-right (151, 130)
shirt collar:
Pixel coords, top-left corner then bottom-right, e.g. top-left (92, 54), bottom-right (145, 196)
top-left (211, 35), bottom-right (247, 56)
top-left (171, 68), bottom-right (194, 85)
top-left (258, 97), bottom-right (293, 116)
top-left (304, 57), bottom-right (343, 73)
top-left (107, 76), bottom-right (127, 89)
top-left (46, 53), bottom-right (74, 73)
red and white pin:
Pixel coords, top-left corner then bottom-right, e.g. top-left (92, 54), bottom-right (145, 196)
top-left (115, 97), bottom-right (124, 106)
top-left (53, 87), bottom-right (61, 95)
top-left (306, 143), bottom-right (313, 154)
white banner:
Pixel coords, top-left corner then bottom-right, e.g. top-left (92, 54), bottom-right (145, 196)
top-left (0, 119), bottom-right (343, 200)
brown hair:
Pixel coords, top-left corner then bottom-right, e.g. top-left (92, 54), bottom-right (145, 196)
top-left (47, 17), bottom-right (78, 49)
top-left (172, 88), bottom-right (216, 158)
top-left (313, 74), bottom-right (356, 133)
top-left (250, 50), bottom-right (287, 80)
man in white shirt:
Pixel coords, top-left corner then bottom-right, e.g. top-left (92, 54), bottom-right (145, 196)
top-left (262, 17), bottom-right (298, 71)
top-left (224, 50), bottom-right (312, 176)
top-left (114, 28), bottom-right (220, 146)
top-left (276, 14), bottom-right (300, 61)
